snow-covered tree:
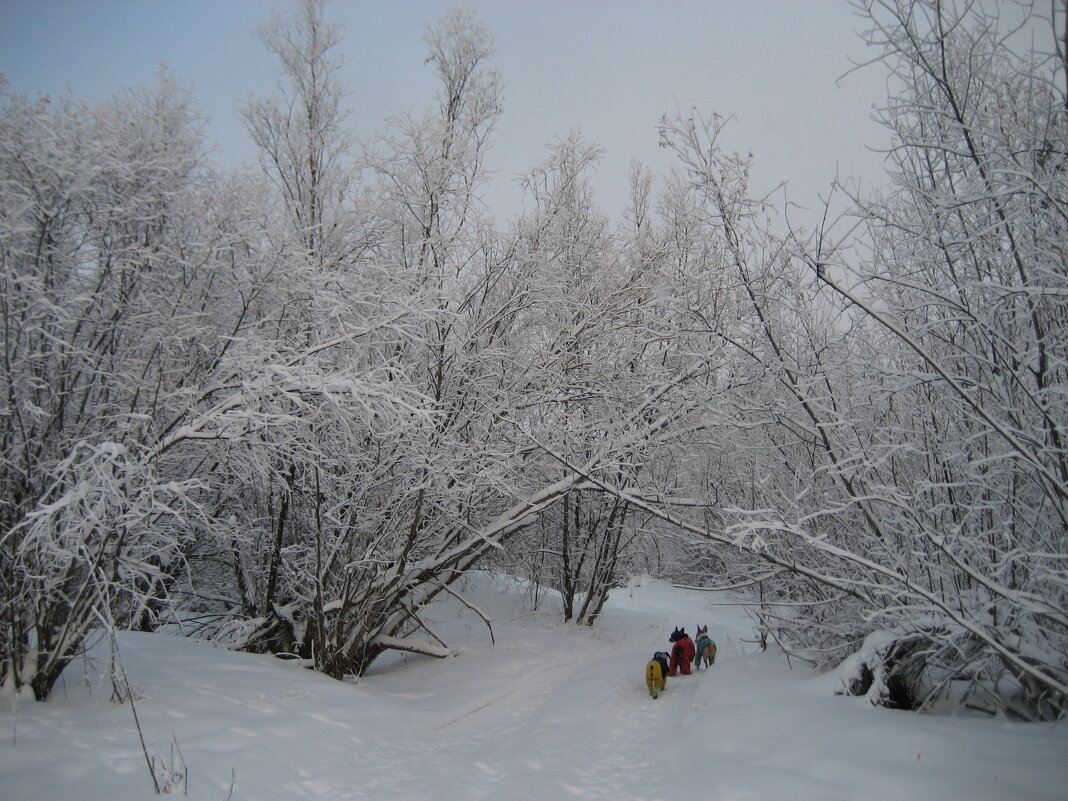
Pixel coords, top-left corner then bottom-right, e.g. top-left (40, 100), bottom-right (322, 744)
top-left (203, 4), bottom-right (552, 677)
top-left (500, 134), bottom-right (682, 624)
top-left (0, 77), bottom-right (250, 699)
top-left (811, 0), bottom-right (1068, 719)
top-left (643, 1), bottom-right (1068, 720)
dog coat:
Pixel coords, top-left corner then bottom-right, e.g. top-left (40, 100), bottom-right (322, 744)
top-left (669, 634), bottom-right (695, 675)
top-left (653, 651), bottom-right (670, 678)
top-left (694, 634), bottom-right (715, 666)
top-left (646, 656), bottom-right (667, 698)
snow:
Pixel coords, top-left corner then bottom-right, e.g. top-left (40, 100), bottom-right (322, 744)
top-left (2, 573), bottom-right (1065, 801)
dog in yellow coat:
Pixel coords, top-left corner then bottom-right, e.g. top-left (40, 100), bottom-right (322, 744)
top-left (646, 651), bottom-right (670, 699)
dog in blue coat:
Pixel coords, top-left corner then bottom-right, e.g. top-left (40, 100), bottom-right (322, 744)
top-left (694, 625), bottom-right (716, 670)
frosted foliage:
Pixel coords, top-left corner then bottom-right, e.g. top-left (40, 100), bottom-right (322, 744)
top-left (645, 1), bottom-right (1068, 720)
top-left (1, 0), bottom-right (1066, 723)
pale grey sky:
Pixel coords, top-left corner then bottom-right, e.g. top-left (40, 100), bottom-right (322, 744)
top-left (1, 1), bottom-right (891, 223)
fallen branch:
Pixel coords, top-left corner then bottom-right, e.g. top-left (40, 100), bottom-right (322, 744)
top-left (371, 635), bottom-right (457, 659)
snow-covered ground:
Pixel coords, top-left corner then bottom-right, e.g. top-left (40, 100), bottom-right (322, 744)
top-left (2, 573), bottom-right (1065, 800)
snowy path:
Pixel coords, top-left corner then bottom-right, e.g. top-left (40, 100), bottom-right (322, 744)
top-left (2, 574), bottom-right (1066, 800)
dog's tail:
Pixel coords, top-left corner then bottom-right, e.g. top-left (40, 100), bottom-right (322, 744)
top-left (646, 659), bottom-right (664, 698)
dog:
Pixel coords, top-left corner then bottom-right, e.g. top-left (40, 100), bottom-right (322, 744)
top-left (694, 625), bottom-right (717, 670)
top-left (646, 651), bottom-right (670, 699)
top-left (668, 627), bottom-right (695, 676)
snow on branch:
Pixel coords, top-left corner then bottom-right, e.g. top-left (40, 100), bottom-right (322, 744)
top-left (371, 635), bottom-right (457, 660)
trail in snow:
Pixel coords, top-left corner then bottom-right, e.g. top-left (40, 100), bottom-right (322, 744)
top-left (1, 573), bottom-right (1066, 801)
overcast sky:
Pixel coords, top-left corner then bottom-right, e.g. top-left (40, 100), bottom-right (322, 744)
top-left (1, 0), bottom-right (892, 224)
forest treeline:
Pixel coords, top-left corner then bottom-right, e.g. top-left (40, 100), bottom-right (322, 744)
top-left (2, 0), bottom-right (1066, 720)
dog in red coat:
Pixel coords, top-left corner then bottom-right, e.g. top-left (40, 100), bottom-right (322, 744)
top-left (668, 627), bottom-right (695, 676)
